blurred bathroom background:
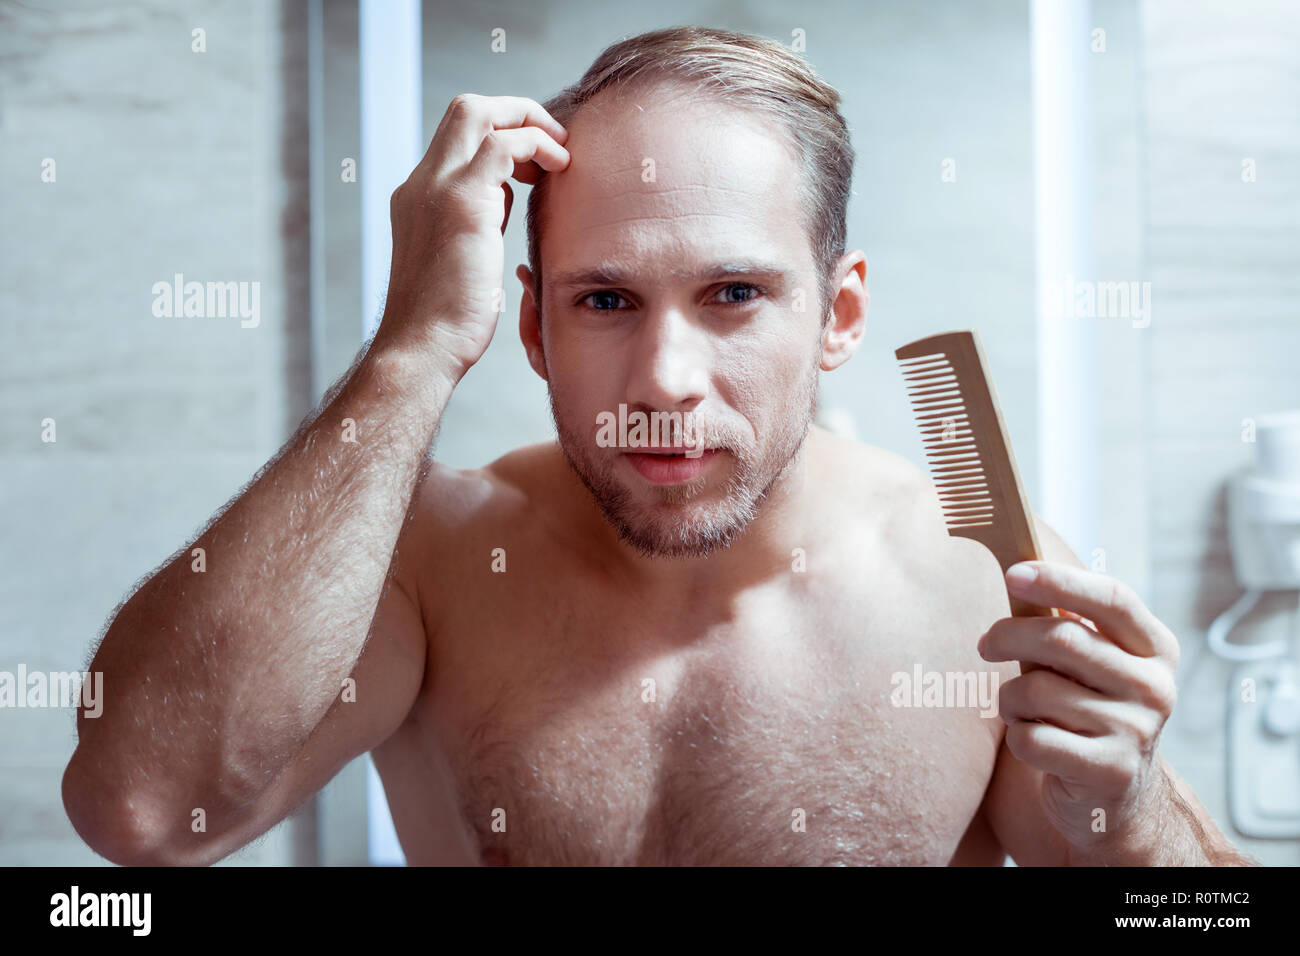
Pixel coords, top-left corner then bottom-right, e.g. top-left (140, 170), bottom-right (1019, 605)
top-left (1, 0), bottom-right (1298, 865)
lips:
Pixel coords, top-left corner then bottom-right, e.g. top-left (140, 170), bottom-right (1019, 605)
top-left (623, 448), bottom-right (721, 484)
top-left (631, 446), bottom-right (710, 456)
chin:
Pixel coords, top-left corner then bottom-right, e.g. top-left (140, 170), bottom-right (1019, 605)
top-left (551, 407), bottom-right (804, 559)
top-left (612, 518), bottom-right (748, 560)
top-left (602, 479), bottom-right (761, 559)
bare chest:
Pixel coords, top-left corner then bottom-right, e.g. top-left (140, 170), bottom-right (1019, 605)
top-left (415, 582), bottom-right (1001, 866)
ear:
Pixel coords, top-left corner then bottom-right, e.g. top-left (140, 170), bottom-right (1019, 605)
top-left (820, 250), bottom-right (868, 372)
top-left (516, 264), bottom-right (549, 381)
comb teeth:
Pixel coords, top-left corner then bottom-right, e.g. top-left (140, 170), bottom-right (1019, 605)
top-left (899, 353), bottom-right (994, 528)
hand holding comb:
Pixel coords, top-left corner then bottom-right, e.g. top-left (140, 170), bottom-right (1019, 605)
top-left (895, 329), bottom-right (1059, 675)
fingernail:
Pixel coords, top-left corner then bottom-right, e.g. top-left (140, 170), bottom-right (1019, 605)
top-left (1006, 563), bottom-right (1038, 588)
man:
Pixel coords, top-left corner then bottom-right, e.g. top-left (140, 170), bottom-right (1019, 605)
top-left (64, 26), bottom-right (1248, 866)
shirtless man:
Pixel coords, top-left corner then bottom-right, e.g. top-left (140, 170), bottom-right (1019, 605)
top-left (63, 27), bottom-right (1248, 866)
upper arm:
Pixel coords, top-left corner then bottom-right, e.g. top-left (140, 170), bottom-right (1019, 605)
top-left (178, 563), bottom-right (428, 865)
top-left (208, 461), bottom-right (501, 864)
top-left (977, 513), bottom-right (1086, 866)
top-left (221, 460), bottom-right (501, 859)
top-left (65, 546), bottom-right (432, 867)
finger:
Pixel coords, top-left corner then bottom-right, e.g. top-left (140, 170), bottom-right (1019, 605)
top-left (998, 669), bottom-right (1117, 736)
top-left (1003, 718), bottom-right (1126, 787)
top-left (432, 93), bottom-right (568, 162)
top-left (430, 93), bottom-right (568, 170)
top-left (1006, 562), bottom-right (1175, 660)
top-left (462, 126), bottom-right (570, 189)
top-left (979, 615), bottom-right (1142, 699)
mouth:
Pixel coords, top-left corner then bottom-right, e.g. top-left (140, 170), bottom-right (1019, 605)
top-left (622, 448), bottom-right (721, 485)
top-left (631, 445), bottom-right (709, 456)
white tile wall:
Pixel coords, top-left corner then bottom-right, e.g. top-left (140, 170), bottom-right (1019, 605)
top-left (0, 0), bottom-right (311, 865)
top-left (1141, 0), bottom-right (1300, 865)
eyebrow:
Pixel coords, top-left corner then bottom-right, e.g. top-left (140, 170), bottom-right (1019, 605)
top-left (550, 260), bottom-right (791, 290)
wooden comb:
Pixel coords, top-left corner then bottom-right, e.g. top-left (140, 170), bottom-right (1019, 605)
top-left (895, 329), bottom-right (1058, 674)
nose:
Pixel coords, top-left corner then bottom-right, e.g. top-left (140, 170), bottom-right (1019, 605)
top-left (624, 307), bottom-right (709, 412)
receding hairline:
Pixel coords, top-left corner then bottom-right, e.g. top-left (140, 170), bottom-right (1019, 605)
top-left (527, 81), bottom-right (826, 310)
top-left (524, 26), bottom-right (854, 322)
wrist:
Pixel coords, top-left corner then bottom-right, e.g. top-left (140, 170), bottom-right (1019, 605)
top-left (1066, 772), bottom-right (1175, 866)
top-left (364, 323), bottom-right (468, 399)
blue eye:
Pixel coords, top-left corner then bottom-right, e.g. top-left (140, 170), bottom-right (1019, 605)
top-left (581, 290), bottom-right (629, 311)
top-left (716, 283), bottom-right (762, 304)
top-left (577, 283), bottom-right (765, 311)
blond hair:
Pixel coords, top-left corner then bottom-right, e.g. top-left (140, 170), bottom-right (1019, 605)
top-left (525, 25), bottom-right (854, 322)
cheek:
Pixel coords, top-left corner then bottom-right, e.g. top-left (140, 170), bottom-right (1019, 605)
top-left (717, 329), bottom-right (816, 404)
top-left (547, 350), bottom-right (618, 425)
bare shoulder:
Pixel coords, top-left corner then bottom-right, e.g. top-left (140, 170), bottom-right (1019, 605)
top-left (812, 427), bottom-right (1010, 624)
top-left (396, 439), bottom-right (570, 592)
top-left (810, 426), bottom-right (953, 548)
top-left (818, 429), bottom-right (1082, 582)
top-left (405, 440), bottom-right (562, 545)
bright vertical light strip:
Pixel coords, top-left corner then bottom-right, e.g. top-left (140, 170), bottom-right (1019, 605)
top-left (360, 0), bottom-right (421, 866)
top-left (1031, 0), bottom-right (1097, 560)
top-left (361, 0), bottom-right (422, 340)
top-left (308, 0), bottom-right (325, 403)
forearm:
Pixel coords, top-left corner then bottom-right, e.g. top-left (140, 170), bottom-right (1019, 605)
top-left (68, 333), bottom-right (457, 821)
top-left (1145, 759), bottom-right (1257, 866)
top-left (1069, 757), bottom-right (1258, 866)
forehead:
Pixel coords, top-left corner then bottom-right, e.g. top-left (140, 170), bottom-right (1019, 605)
top-left (541, 84), bottom-right (812, 281)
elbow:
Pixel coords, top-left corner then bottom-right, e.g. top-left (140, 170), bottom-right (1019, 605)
top-left (62, 746), bottom-right (205, 866)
